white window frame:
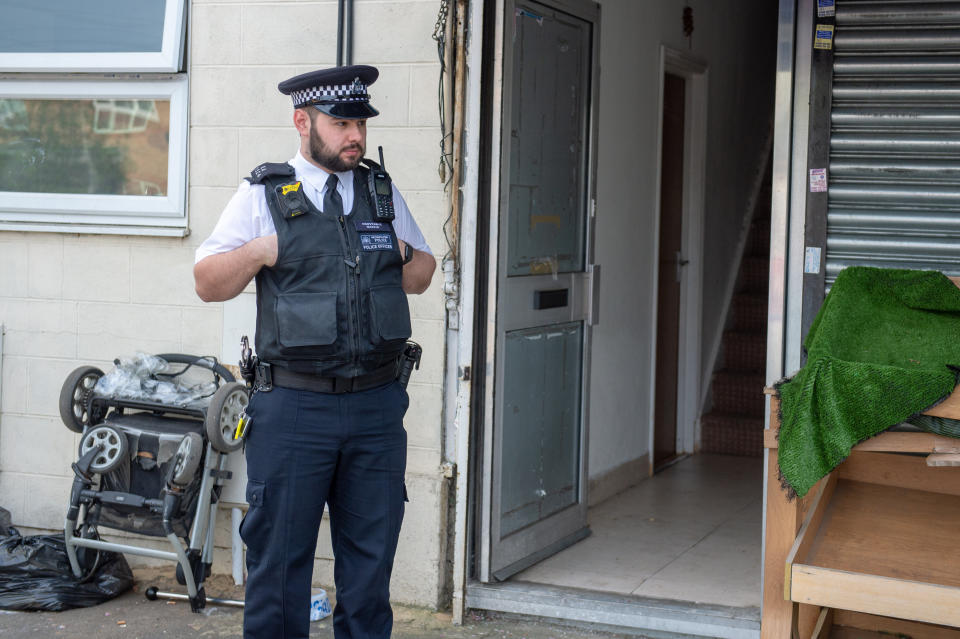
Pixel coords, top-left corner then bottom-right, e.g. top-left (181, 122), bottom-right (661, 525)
top-left (0, 0), bottom-right (186, 73)
top-left (0, 77), bottom-right (189, 236)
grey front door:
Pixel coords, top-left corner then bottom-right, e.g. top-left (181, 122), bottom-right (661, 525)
top-left (483, 0), bottom-right (599, 582)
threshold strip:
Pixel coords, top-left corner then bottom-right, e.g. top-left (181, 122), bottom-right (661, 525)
top-left (465, 581), bottom-right (760, 639)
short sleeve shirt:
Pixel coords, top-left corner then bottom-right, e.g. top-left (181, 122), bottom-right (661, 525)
top-left (195, 151), bottom-right (431, 263)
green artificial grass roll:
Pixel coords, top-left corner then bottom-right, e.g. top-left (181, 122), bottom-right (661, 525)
top-left (776, 267), bottom-right (960, 498)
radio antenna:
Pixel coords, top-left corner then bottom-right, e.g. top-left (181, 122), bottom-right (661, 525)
top-left (378, 146), bottom-right (386, 170)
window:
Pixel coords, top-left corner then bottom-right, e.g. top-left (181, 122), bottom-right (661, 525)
top-left (0, 0), bottom-right (188, 236)
top-left (0, 0), bottom-right (186, 72)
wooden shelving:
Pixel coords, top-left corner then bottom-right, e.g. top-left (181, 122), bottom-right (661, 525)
top-left (762, 387), bottom-right (960, 638)
top-left (789, 473), bottom-right (960, 627)
top-left (761, 274), bottom-right (960, 638)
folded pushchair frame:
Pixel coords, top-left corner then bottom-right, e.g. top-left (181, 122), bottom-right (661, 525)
top-left (58, 354), bottom-right (248, 612)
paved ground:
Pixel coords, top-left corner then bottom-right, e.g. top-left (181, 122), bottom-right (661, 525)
top-left (0, 569), bottom-right (638, 639)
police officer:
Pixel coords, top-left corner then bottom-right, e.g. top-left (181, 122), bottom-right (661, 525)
top-left (193, 65), bottom-right (435, 639)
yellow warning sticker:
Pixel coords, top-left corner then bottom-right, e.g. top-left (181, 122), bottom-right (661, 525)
top-left (281, 181), bottom-right (302, 195)
top-left (814, 24), bottom-right (834, 50)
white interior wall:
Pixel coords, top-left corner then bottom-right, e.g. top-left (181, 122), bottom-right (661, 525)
top-left (588, 0), bottom-right (777, 481)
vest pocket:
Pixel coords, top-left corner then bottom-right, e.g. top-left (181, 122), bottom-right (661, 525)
top-left (276, 292), bottom-right (338, 349)
top-left (369, 285), bottom-right (411, 348)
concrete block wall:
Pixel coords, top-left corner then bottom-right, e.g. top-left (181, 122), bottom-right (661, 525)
top-left (0, 0), bottom-right (449, 609)
top-left (0, 231), bottom-right (223, 532)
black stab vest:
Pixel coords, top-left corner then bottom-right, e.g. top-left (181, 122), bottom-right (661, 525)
top-left (251, 163), bottom-right (411, 377)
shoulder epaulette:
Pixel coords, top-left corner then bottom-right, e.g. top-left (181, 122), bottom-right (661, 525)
top-left (246, 162), bottom-right (295, 185)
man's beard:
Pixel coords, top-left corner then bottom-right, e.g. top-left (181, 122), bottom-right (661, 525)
top-left (309, 126), bottom-right (364, 172)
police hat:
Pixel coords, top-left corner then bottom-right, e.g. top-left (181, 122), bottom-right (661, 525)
top-left (278, 65), bottom-right (379, 119)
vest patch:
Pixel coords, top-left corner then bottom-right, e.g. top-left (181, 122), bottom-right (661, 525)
top-left (355, 220), bottom-right (390, 232)
top-left (355, 220), bottom-right (394, 251)
top-left (359, 233), bottom-right (394, 251)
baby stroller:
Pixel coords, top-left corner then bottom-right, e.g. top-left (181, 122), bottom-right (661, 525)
top-left (58, 353), bottom-right (248, 612)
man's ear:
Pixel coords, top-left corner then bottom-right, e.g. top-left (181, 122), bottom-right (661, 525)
top-left (293, 108), bottom-right (311, 137)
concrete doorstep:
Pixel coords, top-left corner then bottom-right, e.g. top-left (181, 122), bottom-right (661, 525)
top-left (0, 568), bottom-right (638, 639)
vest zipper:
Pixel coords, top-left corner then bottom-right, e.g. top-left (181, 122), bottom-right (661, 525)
top-left (337, 215), bottom-right (362, 371)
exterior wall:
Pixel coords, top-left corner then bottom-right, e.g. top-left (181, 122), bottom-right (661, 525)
top-left (586, 0), bottom-right (777, 480)
top-left (0, 0), bottom-right (449, 609)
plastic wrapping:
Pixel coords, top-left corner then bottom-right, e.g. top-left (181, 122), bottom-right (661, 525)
top-left (0, 509), bottom-right (133, 611)
top-left (93, 353), bottom-right (218, 407)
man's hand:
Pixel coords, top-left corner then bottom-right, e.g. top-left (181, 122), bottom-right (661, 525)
top-left (256, 234), bottom-right (279, 268)
top-left (194, 234), bottom-right (278, 302)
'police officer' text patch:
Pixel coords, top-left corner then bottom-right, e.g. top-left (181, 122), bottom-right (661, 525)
top-left (355, 220), bottom-right (395, 251)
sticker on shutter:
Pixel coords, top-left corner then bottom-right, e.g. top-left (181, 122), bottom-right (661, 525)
top-left (814, 24), bottom-right (834, 50)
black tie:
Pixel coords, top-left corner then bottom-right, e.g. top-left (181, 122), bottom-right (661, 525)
top-left (323, 173), bottom-right (343, 217)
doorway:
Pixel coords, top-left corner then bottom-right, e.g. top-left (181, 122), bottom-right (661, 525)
top-left (654, 72), bottom-right (686, 469)
top-left (464, 2), bottom-right (773, 635)
top-left (649, 47), bottom-right (708, 469)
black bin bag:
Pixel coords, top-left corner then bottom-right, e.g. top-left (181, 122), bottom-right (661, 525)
top-left (0, 509), bottom-right (133, 611)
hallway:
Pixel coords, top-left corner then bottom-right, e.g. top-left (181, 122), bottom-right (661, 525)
top-left (512, 454), bottom-right (762, 609)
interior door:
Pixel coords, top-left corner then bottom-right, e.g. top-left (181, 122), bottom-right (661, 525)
top-left (654, 73), bottom-right (686, 469)
top-left (485, 0), bottom-right (598, 581)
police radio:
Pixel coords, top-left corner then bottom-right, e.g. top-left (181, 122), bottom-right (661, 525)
top-left (367, 146), bottom-right (395, 222)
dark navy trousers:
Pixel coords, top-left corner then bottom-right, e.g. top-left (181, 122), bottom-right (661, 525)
top-left (240, 381), bottom-right (408, 639)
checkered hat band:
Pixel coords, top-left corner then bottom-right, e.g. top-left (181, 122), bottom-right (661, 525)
top-left (291, 83), bottom-right (369, 107)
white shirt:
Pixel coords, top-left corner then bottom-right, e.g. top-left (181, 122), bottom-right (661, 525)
top-left (195, 151), bottom-right (432, 263)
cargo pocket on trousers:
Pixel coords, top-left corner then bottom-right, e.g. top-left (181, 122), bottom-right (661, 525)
top-left (239, 480), bottom-right (270, 556)
top-left (390, 480), bottom-right (408, 542)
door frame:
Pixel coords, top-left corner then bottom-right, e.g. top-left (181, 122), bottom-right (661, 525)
top-left (477, 0), bottom-right (601, 583)
top-left (648, 46), bottom-right (708, 465)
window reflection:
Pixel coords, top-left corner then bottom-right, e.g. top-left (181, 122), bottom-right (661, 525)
top-left (0, 98), bottom-right (169, 196)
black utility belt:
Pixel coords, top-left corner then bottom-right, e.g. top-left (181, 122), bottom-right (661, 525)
top-left (254, 361), bottom-right (397, 394)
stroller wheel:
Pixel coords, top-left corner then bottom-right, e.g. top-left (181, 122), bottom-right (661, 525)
top-left (78, 425), bottom-right (128, 474)
top-left (171, 432), bottom-right (203, 487)
top-left (205, 382), bottom-right (249, 453)
top-left (75, 524), bottom-right (102, 582)
top-left (59, 366), bottom-right (105, 433)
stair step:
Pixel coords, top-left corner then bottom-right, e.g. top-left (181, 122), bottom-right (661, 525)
top-left (701, 414), bottom-right (763, 457)
top-left (711, 371), bottom-right (765, 417)
top-left (739, 256), bottom-right (770, 294)
top-left (722, 331), bottom-right (767, 372)
top-left (731, 294), bottom-right (768, 332)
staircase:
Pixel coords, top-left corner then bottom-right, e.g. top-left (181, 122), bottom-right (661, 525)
top-left (700, 172), bottom-right (771, 457)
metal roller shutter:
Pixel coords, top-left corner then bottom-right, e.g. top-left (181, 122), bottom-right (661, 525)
top-left (826, 1), bottom-right (960, 284)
